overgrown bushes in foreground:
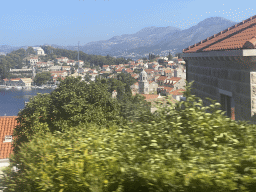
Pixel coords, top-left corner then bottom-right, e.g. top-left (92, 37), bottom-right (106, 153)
top-left (1, 81), bottom-right (256, 191)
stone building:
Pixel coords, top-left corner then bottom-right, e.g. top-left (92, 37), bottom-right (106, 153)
top-left (9, 68), bottom-right (33, 77)
top-left (138, 69), bottom-right (158, 94)
top-left (33, 47), bottom-right (45, 55)
top-left (183, 15), bottom-right (256, 123)
top-left (4, 78), bottom-right (32, 87)
top-left (139, 69), bottom-right (149, 94)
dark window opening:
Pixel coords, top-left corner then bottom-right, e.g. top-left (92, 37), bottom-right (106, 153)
top-left (220, 94), bottom-right (231, 117)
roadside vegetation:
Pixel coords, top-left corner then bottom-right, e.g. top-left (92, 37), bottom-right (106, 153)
top-left (1, 79), bottom-right (256, 192)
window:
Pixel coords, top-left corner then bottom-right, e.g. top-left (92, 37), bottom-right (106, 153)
top-left (220, 94), bottom-right (231, 117)
top-left (4, 135), bottom-right (12, 143)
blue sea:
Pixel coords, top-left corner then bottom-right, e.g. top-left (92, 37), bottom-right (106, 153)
top-left (0, 88), bottom-right (54, 116)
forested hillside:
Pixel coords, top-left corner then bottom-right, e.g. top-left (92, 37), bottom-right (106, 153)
top-left (41, 46), bottom-right (133, 67)
top-left (0, 46), bottom-right (133, 80)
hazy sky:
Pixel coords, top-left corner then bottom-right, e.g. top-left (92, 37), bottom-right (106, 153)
top-left (1, 0), bottom-right (255, 46)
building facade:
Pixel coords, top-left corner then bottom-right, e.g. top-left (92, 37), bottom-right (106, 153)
top-left (139, 69), bottom-right (149, 94)
top-left (183, 15), bottom-right (256, 123)
top-left (33, 47), bottom-right (45, 55)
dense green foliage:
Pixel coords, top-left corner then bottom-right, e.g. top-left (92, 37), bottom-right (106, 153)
top-left (0, 48), bottom-right (28, 79)
top-left (33, 71), bottom-right (52, 86)
top-left (3, 81), bottom-right (256, 191)
top-left (98, 73), bottom-right (150, 122)
top-left (26, 47), bottom-right (36, 55)
top-left (12, 75), bottom-right (149, 154)
top-left (40, 46), bottom-right (133, 67)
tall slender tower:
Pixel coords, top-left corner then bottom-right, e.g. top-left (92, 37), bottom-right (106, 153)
top-left (139, 69), bottom-right (149, 94)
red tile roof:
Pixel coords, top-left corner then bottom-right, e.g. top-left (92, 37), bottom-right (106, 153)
top-left (131, 74), bottom-right (138, 78)
top-left (145, 69), bottom-right (155, 73)
top-left (164, 70), bottom-right (172, 74)
top-left (141, 94), bottom-right (160, 101)
top-left (183, 15), bottom-right (256, 53)
top-left (0, 116), bottom-right (18, 159)
top-left (169, 77), bottom-right (182, 81)
top-left (125, 69), bottom-right (133, 73)
top-left (170, 89), bottom-right (186, 95)
top-left (115, 68), bottom-right (124, 72)
top-left (10, 78), bottom-right (21, 81)
top-left (157, 76), bottom-right (168, 81)
top-left (163, 86), bottom-right (174, 93)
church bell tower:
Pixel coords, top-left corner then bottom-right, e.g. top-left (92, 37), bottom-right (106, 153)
top-left (139, 69), bottom-right (149, 94)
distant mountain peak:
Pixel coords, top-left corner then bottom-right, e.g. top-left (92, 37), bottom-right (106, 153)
top-left (197, 16), bottom-right (236, 27)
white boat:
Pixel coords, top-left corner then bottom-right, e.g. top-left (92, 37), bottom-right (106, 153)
top-left (5, 86), bottom-right (11, 90)
top-left (16, 86), bottom-right (22, 90)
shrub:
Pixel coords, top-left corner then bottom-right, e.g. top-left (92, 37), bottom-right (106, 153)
top-left (2, 81), bottom-right (256, 191)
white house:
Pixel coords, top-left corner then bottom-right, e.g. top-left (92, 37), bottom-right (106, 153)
top-left (29, 57), bottom-right (38, 64)
top-left (33, 47), bottom-right (45, 56)
top-left (67, 60), bottom-right (75, 66)
top-left (55, 57), bottom-right (69, 64)
top-left (76, 60), bottom-right (84, 68)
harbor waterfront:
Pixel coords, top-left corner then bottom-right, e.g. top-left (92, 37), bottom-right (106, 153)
top-left (0, 86), bottom-right (55, 116)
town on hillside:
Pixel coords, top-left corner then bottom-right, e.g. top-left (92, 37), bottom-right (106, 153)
top-left (0, 47), bottom-right (187, 105)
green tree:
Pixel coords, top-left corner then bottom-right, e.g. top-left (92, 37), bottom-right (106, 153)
top-left (168, 52), bottom-right (173, 60)
top-left (98, 74), bottom-right (150, 122)
top-left (26, 47), bottom-right (36, 55)
top-left (33, 72), bottom-right (51, 86)
top-left (71, 66), bottom-right (75, 74)
top-left (3, 81), bottom-right (256, 192)
top-left (12, 76), bottom-right (123, 154)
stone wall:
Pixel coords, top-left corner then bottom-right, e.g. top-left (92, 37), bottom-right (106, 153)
top-left (185, 56), bottom-right (256, 123)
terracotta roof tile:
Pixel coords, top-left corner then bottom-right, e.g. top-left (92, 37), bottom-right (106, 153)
top-left (0, 116), bottom-right (18, 159)
top-left (163, 86), bottom-right (174, 93)
top-left (168, 77), bottom-right (182, 81)
top-left (164, 70), bottom-right (172, 74)
top-left (125, 69), bottom-right (133, 73)
top-left (141, 94), bottom-right (160, 101)
top-left (10, 78), bottom-right (21, 81)
top-left (183, 15), bottom-right (256, 53)
top-left (145, 69), bottom-right (155, 73)
top-left (131, 74), bottom-right (138, 78)
top-left (170, 89), bottom-right (186, 95)
top-left (157, 76), bottom-right (168, 81)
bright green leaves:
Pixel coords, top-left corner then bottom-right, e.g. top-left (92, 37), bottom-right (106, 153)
top-left (4, 79), bottom-right (256, 192)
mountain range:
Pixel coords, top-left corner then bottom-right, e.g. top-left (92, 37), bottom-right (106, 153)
top-left (0, 17), bottom-right (237, 60)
